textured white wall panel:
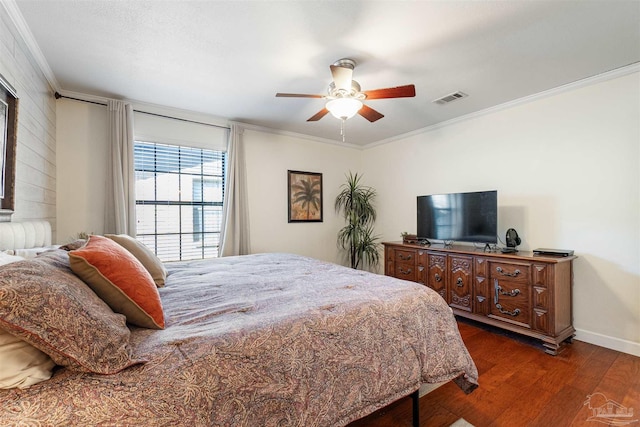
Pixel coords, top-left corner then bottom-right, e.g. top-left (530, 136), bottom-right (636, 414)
top-left (0, 8), bottom-right (56, 237)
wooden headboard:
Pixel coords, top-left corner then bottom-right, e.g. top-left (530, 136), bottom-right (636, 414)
top-left (0, 220), bottom-right (52, 251)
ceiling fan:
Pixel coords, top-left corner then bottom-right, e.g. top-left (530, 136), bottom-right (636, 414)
top-left (276, 58), bottom-right (416, 124)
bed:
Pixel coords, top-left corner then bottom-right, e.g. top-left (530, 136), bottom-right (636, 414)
top-left (0, 222), bottom-right (477, 426)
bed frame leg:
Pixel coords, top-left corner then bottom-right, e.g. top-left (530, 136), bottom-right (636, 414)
top-left (411, 389), bottom-right (420, 427)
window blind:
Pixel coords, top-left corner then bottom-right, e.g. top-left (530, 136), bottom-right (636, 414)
top-left (134, 141), bottom-right (225, 261)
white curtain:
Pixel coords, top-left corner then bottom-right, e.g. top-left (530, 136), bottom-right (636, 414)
top-left (219, 123), bottom-right (250, 256)
top-left (104, 100), bottom-right (136, 236)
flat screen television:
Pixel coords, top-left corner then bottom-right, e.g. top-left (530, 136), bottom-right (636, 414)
top-left (417, 190), bottom-right (497, 244)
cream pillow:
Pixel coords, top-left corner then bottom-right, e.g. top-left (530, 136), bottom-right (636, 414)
top-left (105, 234), bottom-right (167, 287)
top-left (0, 327), bottom-right (55, 389)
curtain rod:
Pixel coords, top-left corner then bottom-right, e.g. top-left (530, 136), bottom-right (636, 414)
top-left (54, 92), bottom-right (230, 130)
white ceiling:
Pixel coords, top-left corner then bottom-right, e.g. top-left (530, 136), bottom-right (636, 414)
top-left (11, 0), bottom-right (640, 146)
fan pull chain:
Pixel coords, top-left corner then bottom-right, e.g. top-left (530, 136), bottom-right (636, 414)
top-left (340, 118), bottom-right (346, 143)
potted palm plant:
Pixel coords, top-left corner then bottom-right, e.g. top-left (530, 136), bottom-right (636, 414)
top-left (335, 172), bottom-right (380, 270)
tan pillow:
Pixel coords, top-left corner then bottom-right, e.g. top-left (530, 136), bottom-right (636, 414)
top-left (69, 235), bottom-right (165, 329)
top-left (105, 234), bottom-right (167, 287)
top-left (0, 328), bottom-right (55, 389)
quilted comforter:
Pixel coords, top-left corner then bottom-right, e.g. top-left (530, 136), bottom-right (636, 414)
top-left (1, 253), bottom-right (477, 426)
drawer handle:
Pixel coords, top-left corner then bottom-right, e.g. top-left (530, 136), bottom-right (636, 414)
top-left (434, 273), bottom-right (442, 282)
top-left (493, 279), bottom-right (521, 317)
top-left (398, 253), bottom-right (413, 261)
top-left (496, 285), bottom-right (520, 297)
top-left (495, 303), bottom-right (521, 317)
top-left (456, 277), bottom-right (464, 287)
top-left (496, 266), bottom-right (521, 277)
top-left (399, 267), bottom-right (412, 275)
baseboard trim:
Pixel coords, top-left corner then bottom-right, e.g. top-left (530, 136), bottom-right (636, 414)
top-left (575, 328), bottom-right (640, 357)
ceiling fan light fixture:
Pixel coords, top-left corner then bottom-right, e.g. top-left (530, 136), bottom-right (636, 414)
top-left (326, 98), bottom-right (363, 120)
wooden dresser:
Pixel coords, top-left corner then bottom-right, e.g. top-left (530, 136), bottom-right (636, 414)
top-left (383, 242), bottom-right (576, 355)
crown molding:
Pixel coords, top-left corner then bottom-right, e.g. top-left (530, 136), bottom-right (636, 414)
top-left (364, 62), bottom-right (640, 149)
top-left (56, 89), bottom-right (230, 129)
top-left (129, 98), bottom-right (229, 129)
top-left (55, 89), bottom-right (109, 105)
top-left (2, 0), bottom-right (60, 92)
top-left (238, 122), bottom-right (363, 150)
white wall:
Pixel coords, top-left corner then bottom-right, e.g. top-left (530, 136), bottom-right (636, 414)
top-left (56, 102), bottom-right (231, 243)
top-left (361, 71), bottom-right (640, 354)
top-left (55, 103), bottom-right (363, 265)
top-left (243, 129), bottom-right (361, 264)
top-left (56, 99), bottom-right (108, 242)
top-left (0, 8), bottom-right (56, 230)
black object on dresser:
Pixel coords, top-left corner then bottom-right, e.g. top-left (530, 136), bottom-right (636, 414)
top-left (383, 242), bottom-right (577, 355)
top-left (533, 248), bottom-right (575, 257)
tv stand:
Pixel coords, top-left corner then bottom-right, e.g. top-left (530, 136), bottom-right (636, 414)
top-left (383, 242), bottom-right (576, 355)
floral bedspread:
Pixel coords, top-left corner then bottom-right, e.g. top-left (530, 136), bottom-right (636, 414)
top-left (1, 253), bottom-right (477, 426)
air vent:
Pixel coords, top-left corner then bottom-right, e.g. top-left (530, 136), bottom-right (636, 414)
top-left (433, 91), bottom-right (468, 105)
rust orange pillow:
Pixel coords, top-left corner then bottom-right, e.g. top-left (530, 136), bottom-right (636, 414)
top-left (69, 235), bottom-right (164, 329)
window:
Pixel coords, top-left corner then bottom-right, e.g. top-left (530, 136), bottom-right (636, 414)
top-left (134, 141), bottom-right (225, 261)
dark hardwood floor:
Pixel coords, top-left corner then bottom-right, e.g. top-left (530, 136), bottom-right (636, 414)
top-left (348, 318), bottom-right (639, 427)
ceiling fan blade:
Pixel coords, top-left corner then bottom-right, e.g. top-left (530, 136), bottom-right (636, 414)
top-left (363, 84), bottom-right (416, 100)
top-left (276, 93), bottom-right (324, 98)
top-left (358, 104), bottom-right (384, 122)
top-left (307, 108), bottom-right (329, 122)
top-left (330, 65), bottom-right (353, 92)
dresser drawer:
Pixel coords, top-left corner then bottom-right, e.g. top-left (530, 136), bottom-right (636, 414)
top-left (395, 249), bottom-right (416, 263)
top-left (490, 278), bottom-right (531, 327)
top-left (490, 261), bottom-right (530, 284)
top-left (394, 261), bottom-right (417, 282)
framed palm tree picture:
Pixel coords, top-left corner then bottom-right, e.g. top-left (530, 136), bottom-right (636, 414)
top-left (288, 170), bottom-right (322, 222)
